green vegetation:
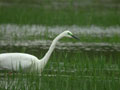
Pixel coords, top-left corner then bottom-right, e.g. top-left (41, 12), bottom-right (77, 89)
top-left (0, 49), bottom-right (120, 90)
top-left (1, 29), bottom-right (120, 43)
top-left (0, 1), bottom-right (120, 26)
top-left (0, 0), bottom-right (120, 90)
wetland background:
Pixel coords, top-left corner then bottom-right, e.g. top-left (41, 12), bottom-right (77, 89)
top-left (0, 0), bottom-right (120, 90)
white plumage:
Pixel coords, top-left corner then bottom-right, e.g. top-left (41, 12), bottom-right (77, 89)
top-left (0, 53), bottom-right (39, 71)
top-left (0, 31), bottom-right (79, 73)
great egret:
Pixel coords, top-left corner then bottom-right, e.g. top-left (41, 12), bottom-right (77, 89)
top-left (0, 31), bottom-right (79, 73)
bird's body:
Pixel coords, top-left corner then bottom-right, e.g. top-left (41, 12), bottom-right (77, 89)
top-left (0, 31), bottom-right (79, 73)
top-left (0, 53), bottom-right (39, 72)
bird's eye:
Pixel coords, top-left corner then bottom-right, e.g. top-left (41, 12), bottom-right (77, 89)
top-left (68, 32), bottom-right (72, 36)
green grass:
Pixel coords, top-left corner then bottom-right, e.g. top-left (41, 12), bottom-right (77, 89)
top-left (0, 1), bottom-right (120, 89)
top-left (0, 4), bottom-right (120, 26)
top-left (0, 0), bottom-right (120, 5)
top-left (0, 49), bottom-right (120, 90)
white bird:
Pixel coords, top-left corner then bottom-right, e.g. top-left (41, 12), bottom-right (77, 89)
top-left (0, 31), bottom-right (79, 73)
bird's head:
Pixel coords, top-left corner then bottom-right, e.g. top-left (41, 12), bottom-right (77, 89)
top-left (62, 30), bottom-right (79, 40)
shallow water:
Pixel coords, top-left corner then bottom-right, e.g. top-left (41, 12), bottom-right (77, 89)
top-left (1, 41), bottom-right (120, 52)
top-left (1, 24), bottom-right (120, 55)
top-left (0, 24), bottom-right (120, 36)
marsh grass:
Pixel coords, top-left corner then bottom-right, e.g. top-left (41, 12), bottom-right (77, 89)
top-left (0, 0), bottom-right (120, 89)
top-left (1, 29), bottom-right (120, 43)
top-left (1, 26), bottom-right (120, 43)
top-left (0, 3), bottom-right (119, 26)
top-left (0, 50), bottom-right (120, 90)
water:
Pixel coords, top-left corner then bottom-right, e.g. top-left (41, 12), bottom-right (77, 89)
top-left (1, 24), bottom-right (120, 37)
top-left (0, 24), bottom-right (120, 52)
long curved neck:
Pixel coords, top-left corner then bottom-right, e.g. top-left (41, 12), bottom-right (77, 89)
top-left (40, 33), bottom-right (63, 65)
